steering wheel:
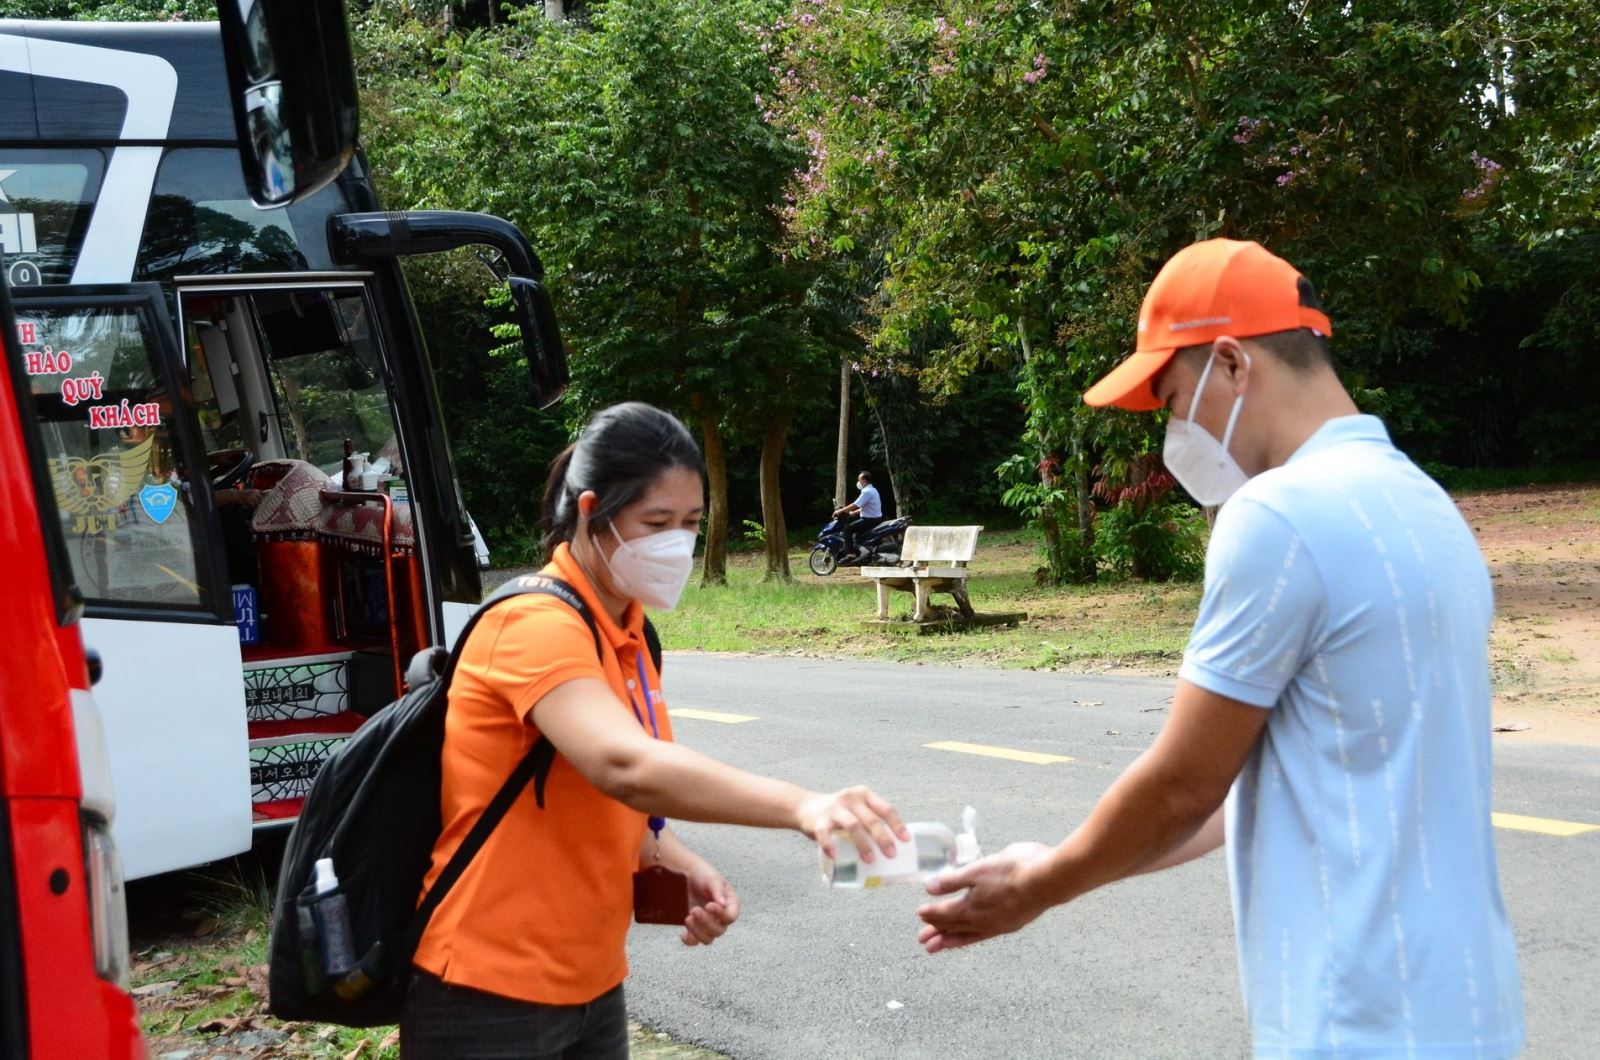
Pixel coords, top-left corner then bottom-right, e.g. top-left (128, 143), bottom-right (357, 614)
top-left (206, 448), bottom-right (256, 490)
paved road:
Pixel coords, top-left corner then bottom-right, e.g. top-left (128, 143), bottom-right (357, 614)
top-left (625, 655), bottom-right (1600, 1060)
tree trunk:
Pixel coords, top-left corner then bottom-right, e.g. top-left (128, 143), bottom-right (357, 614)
top-left (442, 2), bottom-right (453, 32)
top-left (543, 0), bottom-right (566, 20)
top-left (695, 400), bottom-right (728, 586)
top-left (1017, 315), bottom-right (1066, 580)
top-left (866, 394), bottom-right (907, 518)
top-left (760, 412), bottom-right (793, 581)
top-left (1071, 421), bottom-right (1096, 583)
top-left (487, 0), bottom-right (496, 28)
top-left (834, 359), bottom-right (851, 507)
top-left (1038, 451), bottom-right (1065, 583)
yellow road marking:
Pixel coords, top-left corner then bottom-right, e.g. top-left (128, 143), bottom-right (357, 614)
top-left (668, 708), bottom-right (758, 725)
top-left (925, 740), bottom-right (1074, 765)
top-left (1491, 812), bottom-right (1599, 838)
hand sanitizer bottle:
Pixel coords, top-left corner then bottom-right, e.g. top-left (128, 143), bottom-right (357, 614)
top-left (311, 858), bottom-right (356, 978)
top-left (823, 807), bottom-right (980, 889)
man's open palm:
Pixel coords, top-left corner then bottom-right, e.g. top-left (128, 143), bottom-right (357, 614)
top-left (916, 841), bottom-right (1054, 953)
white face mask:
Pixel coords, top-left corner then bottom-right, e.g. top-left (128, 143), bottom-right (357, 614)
top-left (596, 524), bottom-right (697, 611)
top-left (1163, 348), bottom-right (1250, 507)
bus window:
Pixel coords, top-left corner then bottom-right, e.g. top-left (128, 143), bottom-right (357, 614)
top-left (260, 290), bottom-right (400, 478)
top-left (0, 149), bottom-right (107, 288)
top-left (181, 288), bottom-right (402, 483)
top-left (135, 148), bottom-right (341, 282)
top-left (15, 293), bottom-right (222, 616)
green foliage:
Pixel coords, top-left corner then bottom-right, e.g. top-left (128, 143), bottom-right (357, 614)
top-left (1089, 452), bottom-right (1206, 582)
top-left (7, 0), bottom-right (216, 17)
top-left (33, 0), bottom-right (1597, 574)
top-left (996, 453), bottom-right (1084, 583)
top-left (771, 0), bottom-right (1599, 578)
top-left (1421, 461), bottom-right (1600, 493)
top-left (408, 0), bottom-right (828, 431)
top-left (1094, 500), bottom-right (1207, 584)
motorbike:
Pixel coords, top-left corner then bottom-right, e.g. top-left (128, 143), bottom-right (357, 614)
top-left (808, 515), bottom-right (910, 576)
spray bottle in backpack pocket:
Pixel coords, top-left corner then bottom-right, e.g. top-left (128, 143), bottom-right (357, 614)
top-left (309, 858), bottom-right (357, 980)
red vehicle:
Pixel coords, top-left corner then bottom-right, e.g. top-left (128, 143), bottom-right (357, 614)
top-left (0, 274), bottom-right (144, 1056)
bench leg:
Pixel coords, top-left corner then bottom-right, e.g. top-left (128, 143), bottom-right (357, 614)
top-left (876, 581), bottom-right (890, 620)
top-left (913, 580), bottom-right (932, 622)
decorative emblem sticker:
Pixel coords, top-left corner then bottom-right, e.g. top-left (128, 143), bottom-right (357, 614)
top-left (138, 482), bottom-right (178, 524)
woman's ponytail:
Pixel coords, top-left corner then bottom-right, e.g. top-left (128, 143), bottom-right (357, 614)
top-left (541, 443), bottom-right (580, 553)
top-left (537, 403), bottom-right (705, 557)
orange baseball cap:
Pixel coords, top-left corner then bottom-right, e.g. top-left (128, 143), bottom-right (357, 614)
top-left (1082, 238), bottom-right (1333, 411)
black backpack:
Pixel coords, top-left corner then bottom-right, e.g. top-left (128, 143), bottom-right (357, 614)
top-left (266, 573), bottom-right (661, 1027)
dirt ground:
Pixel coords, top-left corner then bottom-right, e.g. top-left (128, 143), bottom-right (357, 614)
top-left (1457, 483), bottom-right (1600, 745)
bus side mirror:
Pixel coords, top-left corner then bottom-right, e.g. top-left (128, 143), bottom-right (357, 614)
top-left (508, 277), bottom-right (570, 410)
top-left (328, 211), bottom-right (571, 408)
top-left (217, 0), bottom-right (361, 208)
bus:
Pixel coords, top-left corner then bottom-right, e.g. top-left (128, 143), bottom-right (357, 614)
top-left (1, 269), bottom-right (144, 1057)
top-left (1, 16), bottom-right (567, 881)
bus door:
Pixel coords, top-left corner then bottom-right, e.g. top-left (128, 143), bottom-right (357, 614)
top-left (13, 283), bottom-right (249, 882)
top-left (175, 277), bottom-right (430, 827)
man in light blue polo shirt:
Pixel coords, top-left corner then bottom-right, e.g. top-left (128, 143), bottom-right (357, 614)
top-left (917, 239), bottom-right (1524, 1057)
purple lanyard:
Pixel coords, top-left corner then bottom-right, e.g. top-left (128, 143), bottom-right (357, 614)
top-left (627, 652), bottom-right (665, 839)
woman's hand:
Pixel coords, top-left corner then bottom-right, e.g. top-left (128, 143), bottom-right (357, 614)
top-left (795, 786), bottom-right (910, 862)
top-left (681, 865), bottom-right (740, 948)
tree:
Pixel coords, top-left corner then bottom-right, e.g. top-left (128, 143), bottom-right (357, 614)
top-left (774, 0), bottom-right (1519, 581)
top-left (413, 0), bottom-right (820, 582)
top-left (350, 0), bottom-right (1599, 579)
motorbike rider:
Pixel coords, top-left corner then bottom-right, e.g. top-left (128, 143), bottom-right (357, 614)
top-left (832, 470), bottom-right (884, 560)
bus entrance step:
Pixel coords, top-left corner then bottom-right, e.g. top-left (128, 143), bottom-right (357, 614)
top-left (243, 650), bottom-right (354, 725)
top-left (253, 799), bottom-right (304, 824)
top-left (247, 713), bottom-right (366, 821)
top-left (247, 712), bottom-right (365, 743)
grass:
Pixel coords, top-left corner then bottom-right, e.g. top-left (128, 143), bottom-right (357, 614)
top-left (651, 531), bottom-right (1200, 672)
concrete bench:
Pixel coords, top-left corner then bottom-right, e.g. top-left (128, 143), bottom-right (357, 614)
top-left (861, 525), bottom-right (992, 624)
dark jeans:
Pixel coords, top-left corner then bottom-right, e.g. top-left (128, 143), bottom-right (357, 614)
top-left (843, 514), bottom-right (884, 554)
top-left (399, 969), bottom-right (628, 1060)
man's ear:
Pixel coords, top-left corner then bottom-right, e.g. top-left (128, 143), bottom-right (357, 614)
top-left (1212, 336), bottom-right (1252, 396)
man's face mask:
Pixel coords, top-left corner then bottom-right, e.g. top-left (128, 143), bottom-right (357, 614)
top-left (1162, 348), bottom-right (1250, 507)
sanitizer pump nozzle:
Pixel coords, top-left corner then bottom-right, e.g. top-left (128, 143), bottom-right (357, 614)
top-left (955, 806), bottom-right (980, 865)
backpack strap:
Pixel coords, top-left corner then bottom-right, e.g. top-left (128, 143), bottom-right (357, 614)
top-left (643, 616), bottom-right (663, 674)
top-left (442, 573), bottom-right (601, 686)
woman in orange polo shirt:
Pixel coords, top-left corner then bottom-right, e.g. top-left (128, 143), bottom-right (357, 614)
top-left (401, 402), bottom-right (908, 1059)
